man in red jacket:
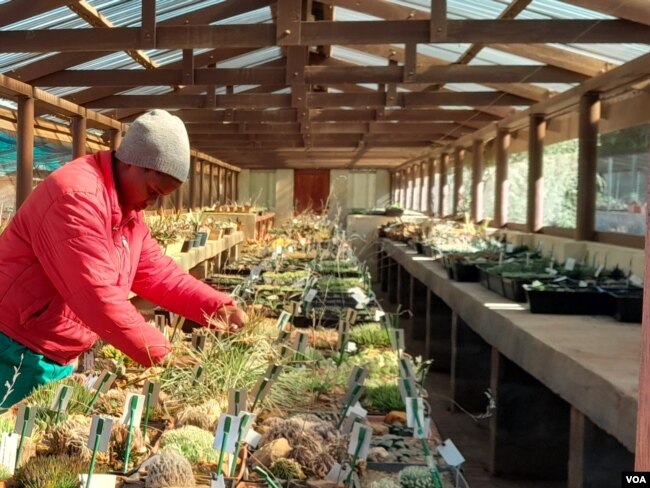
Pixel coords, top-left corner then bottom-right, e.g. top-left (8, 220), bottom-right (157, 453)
top-left (0, 109), bottom-right (246, 408)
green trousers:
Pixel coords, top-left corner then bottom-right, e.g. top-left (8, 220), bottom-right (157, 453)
top-left (0, 331), bottom-right (73, 409)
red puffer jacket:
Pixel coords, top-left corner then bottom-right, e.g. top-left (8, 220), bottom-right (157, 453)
top-left (0, 151), bottom-right (233, 367)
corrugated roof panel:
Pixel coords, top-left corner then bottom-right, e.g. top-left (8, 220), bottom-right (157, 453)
top-left (119, 86), bottom-right (173, 96)
top-left (417, 44), bottom-right (472, 63)
top-left (70, 51), bottom-right (139, 70)
top-left (467, 47), bottom-right (544, 66)
top-left (334, 7), bottom-right (382, 21)
top-left (331, 46), bottom-right (388, 66)
top-left (522, 0), bottom-right (614, 19)
top-left (562, 44), bottom-right (650, 64)
top-left (41, 87), bottom-right (91, 97)
top-left (0, 53), bottom-right (58, 72)
top-left (218, 47), bottom-right (282, 68)
top-left (445, 83), bottom-right (497, 92)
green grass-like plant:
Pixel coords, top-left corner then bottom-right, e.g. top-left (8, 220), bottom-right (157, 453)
top-left (363, 384), bottom-right (405, 413)
top-left (350, 323), bottom-right (391, 348)
top-left (14, 454), bottom-right (86, 488)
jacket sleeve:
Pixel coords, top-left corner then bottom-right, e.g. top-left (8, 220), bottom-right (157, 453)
top-left (31, 191), bottom-right (171, 367)
top-left (131, 229), bottom-right (235, 326)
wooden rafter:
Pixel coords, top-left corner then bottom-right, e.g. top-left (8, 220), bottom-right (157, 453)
top-left (560, 0), bottom-right (650, 27)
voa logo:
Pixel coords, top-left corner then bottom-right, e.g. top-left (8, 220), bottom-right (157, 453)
top-left (626, 474), bottom-right (647, 484)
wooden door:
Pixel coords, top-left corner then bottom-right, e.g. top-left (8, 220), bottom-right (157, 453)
top-left (294, 169), bottom-right (330, 214)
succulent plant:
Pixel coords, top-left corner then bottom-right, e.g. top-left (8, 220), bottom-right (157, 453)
top-left (111, 421), bottom-right (145, 461)
top-left (94, 388), bottom-right (128, 416)
top-left (371, 480), bottom-right (400, 488)
top-left (45, 415), bottom-right (93, 459)
top-left (398, 466), bottom-right (438, 488)
top-left (14, 454), bottom-right (86, 488)
top-left (270, 458), bottom-right (306, 481)
top-left (0, 464), bottom-right (11, 481)
top-left (22, 379), bottom-right (95, 420)
top-left (145, 450), bottom-right (196, 488)
top-left (308, 450), bottom-right (336, 478)
top-left (160, 426), bottom-right (220, 465)
top-left (174, 400), bottom-right (221, 431)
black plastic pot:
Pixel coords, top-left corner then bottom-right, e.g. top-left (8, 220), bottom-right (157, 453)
top-left (487, 271), bottom-right (505, 296)
top-left (196, 231), bottom-right (208, 246)
top-left (452, 262), bottom-right (479, 282)
top-left (414, 241), bottom-right (425, 255)
top-left (605, 287), bottom-right (643, 323)
top-left (478, 267), bottom-right (490, 290)
top-left (181, 239), bottom-right (194, 253)
top-left (524, 285), bottom-right (610, 315)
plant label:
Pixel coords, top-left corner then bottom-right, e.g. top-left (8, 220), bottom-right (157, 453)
top-left (79, 473), bottom-right (117, 488)
top-left (50, 384), bottom-right (73, 412)
top-left (228, 389), bottom-right (248, 416)
top-left (630, 275), bottom-right (644, 287)
top-left (437, 438), bottom-right (465, 467)
top-left (293, 331), bottom-right (309, 355)
top-left (348, 402), bottom-right (367, 419)
top-left (213, 414), bottom-right (241, 453)
top-left (506, 243), bottom-right (514, 253)
top-left (346, 341), bottom-right (358, 354)
top-left (426, 455), bottom-right (437, 470)
top-left (276, 311), bottom-right (292, 331)
top-left (349, 287), bottom-right (369, 306)
top-left (88, 416), bottom-right (113, 453)
top-left (275, 329), bottom-right (290, 345)
top-left (120, 393), bottom-right (145, 429)
top-left (86, 373), bottom-right (100, 391)
top-left (346, 366), bottom-right (369, 390)
top-left (275, 245), bottom-right (283, 256)
top-left (244, 428), bottom-right (261, 448)
top-left (390, 328), bottom-right (405, 353)
top-left (237, 411), bottom-right (256, 440)
top-left (191, 330), bottom-right (207, 352)
top-left (304, 289), bottom-right (317, 303)
top-left (578, 280), bottom-right (588, 288)
top-left (264, 363), bottom-right (283, 381)
top-left (0, 433), bottom-right (17, 475)
top-left (399, 357), bottom-right (417, 382)
top-left (211, 474), bottom-right (226, 488)
top-left (141, 380), bottom-right (161, 409)
top-left (338, 318), bottom-right (351, 335)
top-left (326, 463), bottom-right (351, 483)
top-left (154, 314), bottom-right (167, 333)
top-left (595, 265), bottom-right (604, 278)
top-left (350, 472), bottom-right (362, 488)
top-left (287, 302), bottom-right (301, 316)
top-left (347, 423), bottom-right (372, 460)
top-left (405, 397), bottom-right (425, 435)
top-left (553, 276), bottom-right (568, 283)
top-left (374, 309), bottom-right (386, 322)
top-left (341, 383), bottom-right (365, 409)
top-left (251, 377), bottom-right (272, 406)
top-left (93, 370), bottom-right (117, 394)
top-left (337, 331), bottom-right (349, 354)
top-left (279, 344), bottom-right (292, 358)
top-left (565, 258), bottom-right (576, 271)
top-left (82, 351), bottom-right (95, 372)
top-left (505, 257), bottom-right (515, 263)
top-left (545, 267), bottom-right (558, 276)
top-left (341, 412), bottom-right (365, 435)
top-left (250, 265), bottom-right (262, 279)
top-left (345, 308), bottom-right (358, 325)
top-left (14, 405), bottom-right (36, 438)
top-left (192, 364), bottom-right (206, 385)
top-left (398, 377), bottom-right (418, 402)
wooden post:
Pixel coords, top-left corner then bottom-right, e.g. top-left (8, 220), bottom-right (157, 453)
top-left (439, 153), bottom-right (449, 217)
top-left (71, 115), bottom-right (87, 159)
top-left (198, 161), bottom-right (205, 208)
top-left (494, 129), bottom-right (510, 228)
top-left (426, 158), bottom-right (435, 215)
top-left (471, 139), bottom-right (484, 223)
top-left (209, 164), bottom-right (214, 206)
top-left (527, 114), bottom-right (545, 233)
top-left (188, 156), bottom-right (197, 210)
top-left (400, 170), bottom-right (406, 208)
top-left (16, 96), bottom-right (34, 209)
top-left (175, 184), bottom-right (184, 212)
top-left (453, 147), bottom-right (465, 215)
top-left (234, 172), bottom-right (239, 201)
top-left (109, 128), bottom-right (122, 151)
top-left (576, 92), bottom-right (600, 241)
top-left (413, 165), bottom-right (422, 211)
top-left (215, 166), bottom-right (222, 203)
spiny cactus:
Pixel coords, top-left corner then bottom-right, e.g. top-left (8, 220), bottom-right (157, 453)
top-left (398, 466), bottom-right (438, 488)
top-left (175, 400), bottom-right (221, 431)
top-left (145, 450), bottom-right (196, 488)
top-left (160, 426), bottom-right (220, 465)
top-left (14, 454), bottom-right (86, 488)
top-left (270, 458), bottom-right (306, 481)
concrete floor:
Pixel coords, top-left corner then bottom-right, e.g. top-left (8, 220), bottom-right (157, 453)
top-left (375, 287), bottom-right (566, 488)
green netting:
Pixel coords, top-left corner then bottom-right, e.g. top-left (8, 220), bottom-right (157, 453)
top-left (0, 130), bottom-right (72, 176)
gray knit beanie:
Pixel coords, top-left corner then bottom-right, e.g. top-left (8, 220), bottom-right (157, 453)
top-left (115, 109), bottom-right (190, 182)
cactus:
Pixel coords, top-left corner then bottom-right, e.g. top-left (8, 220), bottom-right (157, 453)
top-left (398, 466), bottom-right (438, 488)
top-left (270, 458), bottom-right (306, 481)
top-left (14, 454), bottom-right (86, 488)
top-left (145, 450), bottom-right (196, 488)
top-left (160, 426), bottom-right (220, 465)
top-left (175, 400), bottom-right (221, 431)
top-left (94, 388), bottom-right (128, 416)
top-left (45, 415), bottom-right (93, 459)
top-left (111, 421), bottom-right (145, 460)
top-left (308, 450), bottom-right (336, 478)
top-left (371, 481), bottom-right (400, 488)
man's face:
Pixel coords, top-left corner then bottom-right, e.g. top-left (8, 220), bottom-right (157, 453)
top-left (119, 164), bottom-right (181, 213)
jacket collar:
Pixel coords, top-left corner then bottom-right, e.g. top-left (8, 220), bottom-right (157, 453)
top-left (96, 150), bottom-right (138, 230)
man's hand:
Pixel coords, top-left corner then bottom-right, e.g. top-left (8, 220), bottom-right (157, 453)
top-left (212, 305), bottom-right (249, 332)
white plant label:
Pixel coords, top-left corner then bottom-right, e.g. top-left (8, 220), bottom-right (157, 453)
top-left (399, 357), bottom-right (417, 382)
top-left (304, 289), bottom-right (318, 303)
top-left (506, 244), bottom-right (514, 253)
top-left (276, 311), bottom-right (292, 331)
top-left (250, 265), bottom-right (262, 279)
top-left (275, 245), bottom-right (283, 256)
top-left (374, 309), bottom-right (386, 322)
top-left (390, 328), bottom-right (405, 352)
top-left (578, 280), bottom-right (588, 288)
top-left (191, 331), bottom-right (207, 352)
top-left (326, 463), bottom-right (351, 483)
top-left (86, 373), bottom-right (99, 391)
top-left (345, 308), bottom-right (358, 325)
top-left (264, 363), bottom-right (283, 381)
top-left (398, 377), bottom-right (417, 402)
top-left (93, 370), bottom-right (116, 394)
top-left (237, 411), bottom-right (256, 440)
top-left (141, 380), bottom-right (161, 409)
top-left (341, 412), bottom-right (365, 435)
top-left (437, 438), bottom-right (466, 467)
top-left (405, 397), bottom-right (425, 434)
top-left (630, 275), bottom-right (644, 287)
top-left (211, 474), bottom-right (226, 488)
top-left (120, 393), bottom-right (145, 429)
top-left (251, 377), bottom-right (272, 405)
top-left (595, 265), bottom-right (604, 278)
top-left (338, 318), bottom-right (351, 335)
top-left (79, 473), bottom-right (117, 488)
top-left (83, 351), bottom-right (95, 372)
top-left (565, 258), bottom-right (576, 271)
top-left (347, 401), bottom-right (367, 419)
top-left (50, 384), bottom-right (73, 412)
top-left (88, 416), bottom-right (113, 453)
top-left (213, 414), bottom-right (241, 453)
top-left (341, 384), bottom-right (365, 409)
top-left (293, 331), bottom-right (309, 355)
top-left (0, 433), bottom-right (17, 475)
top-left (192, 364), bottom-right (205, 384)
top-left (553, 276), bottom-right (568, 283)
top-left (228, 389), bottom-right (248, 416)
top-left (244, 428), bottom-right (261, 448)
top-left (15, 405), bottom-right (36, 437)
top-left (346, 341), bottom-right (358, 354)
top-left (349, 287), bottom-right (369, 306)
top-left (346, 367), bottom-right (368, 390)
top-left (347, 423), bottom-right (372, 460)
top-left (545, 267), bottom-right (559, 276)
